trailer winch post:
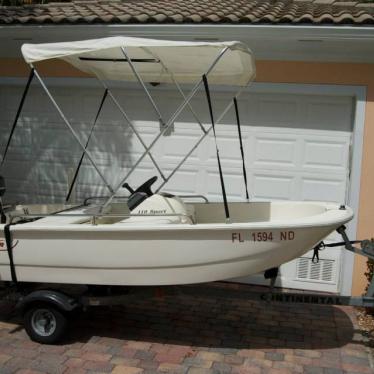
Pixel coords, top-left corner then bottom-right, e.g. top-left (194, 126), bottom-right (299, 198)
top-left (336, 224), bottom-right (374, 298)
top-left (366, 276), bottom-right (374, 299)
top-left (254, 225), bottom-right (374, 307)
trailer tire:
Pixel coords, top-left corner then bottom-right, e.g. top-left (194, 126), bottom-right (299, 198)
top-left (23, 303), bottom-right (68, 344)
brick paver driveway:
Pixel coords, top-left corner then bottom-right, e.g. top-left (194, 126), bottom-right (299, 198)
top-left (0, 282), bottom-right (372, 374)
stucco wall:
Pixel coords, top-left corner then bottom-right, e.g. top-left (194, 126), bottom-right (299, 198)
top-left (1, 58), bottom-right (373, 295)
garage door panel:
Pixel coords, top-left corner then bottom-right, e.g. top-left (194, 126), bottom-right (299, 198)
top-left (74, 163), bottom-right (111, 184)
top-left (8, 87), bottom-right (57, 121)
top-left (253, 136), bottom-right (298, 168)
top-left (129, 123), bottom-right (159, 149)
top-left (92, 132), bottom-right (142, 161)
top-left (250, 93), bottom-right (352, 131)
top-left (84, 150), bottom-right (131, 169)
top-left (125, 166), bottom-right (159, 188)
top-left (181, 93), bottom-right (235, 124)
top-left (256, 97), bottom-right (300, 127)
top-left (204, 169), bottom-right (247, 201)
top-left (252, 173), bottom-right (295, 200)
top-left (305, 97), bottom-right (352, 132)
top-left (2, 159), bottom-right (38, 202)
top-left (302, 138), bottom-right (350, 172)
top-left (36, 126), bottom-right (81, 153)
top-left (155, 127), bottom-right (202, 165)
top-left (251, 130), bottom-right (350, 168)
top-left (301, 176), bottom-right (347, 203)
top-left (2, 86), bottom-right (27, 114)
top-left (252, 125), bottom-right (351, 137)
top-left (38, 165), bottom-right (69, 188)
top-left (208, 139), bottom-right (245, 166)
top-left (161, 168), bottom-right (200, 195)
top-left (72, 163), bottom-right (157, 200)
top-left (0, 125), bottom-right (33, 161)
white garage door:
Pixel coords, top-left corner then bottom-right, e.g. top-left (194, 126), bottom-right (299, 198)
top-left (0, 81), bottom-right (353, 292)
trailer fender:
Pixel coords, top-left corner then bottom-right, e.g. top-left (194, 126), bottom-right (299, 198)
top-left (16, 290), bottom-right (80, 313)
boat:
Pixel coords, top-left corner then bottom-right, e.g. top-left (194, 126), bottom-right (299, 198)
top-left (0, 37), bottom-right (353, 287)
top-left (0, 198), bottom-right (353, 286)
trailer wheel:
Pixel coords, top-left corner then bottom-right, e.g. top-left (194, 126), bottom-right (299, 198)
top-left (23, 303), bottom-right (68, 344)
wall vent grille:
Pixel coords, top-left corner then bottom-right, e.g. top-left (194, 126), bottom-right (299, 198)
top-left (296, 257), bottom-right (335, 283)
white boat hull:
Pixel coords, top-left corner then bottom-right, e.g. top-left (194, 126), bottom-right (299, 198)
top-left (0, 201), bottom-right (353, 286)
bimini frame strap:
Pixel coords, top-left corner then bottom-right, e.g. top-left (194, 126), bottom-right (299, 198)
top-left (202, 74), bottom-right (230, 222)
top-left (1, 68), bottom-right (35, 166)
top-left (4, 223), bottom-right (18, 286)
top-left (66, 88), bottom-right (108, 202)
top-left (233, 98), bottom-right (249, 201)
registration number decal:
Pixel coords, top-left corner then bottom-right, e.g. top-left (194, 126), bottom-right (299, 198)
top-left (232, 231), bottom-right (295, 243)
top-left (252, 232), bottom-right (273, 241)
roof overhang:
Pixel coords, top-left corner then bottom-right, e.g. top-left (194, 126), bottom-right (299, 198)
top-left (2, 24), bottom-right (374, 63)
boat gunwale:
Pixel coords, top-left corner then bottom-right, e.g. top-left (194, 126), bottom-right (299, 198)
top-left (5, 213), bottom-right (353, 233)
top-left (3, 201), bottom-right (353, 233)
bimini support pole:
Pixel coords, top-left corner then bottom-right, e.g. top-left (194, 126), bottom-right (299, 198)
top-left (4, 223), bottom-right (18, 288)
top-left (1, 68), bottom-right (35, 166)
top-left (101, 46), bottom-right (230, 210)
top-left (65, 89), bottom-right (109, 202)
top-left (202, 74), bottom-right (230, 223)
top-left (97, 80), bottom-right (166, 182)
top-left (234, 97), bottom-right (249, 201)
top-left (31, 66), bottom-right (114, 195)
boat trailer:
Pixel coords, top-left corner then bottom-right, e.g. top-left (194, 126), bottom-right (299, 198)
top-left (0, 224), bottom-right (372, 344)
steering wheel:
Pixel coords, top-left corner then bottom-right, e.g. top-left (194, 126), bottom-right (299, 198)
top-left (123, 176), bottom-right (158, 197)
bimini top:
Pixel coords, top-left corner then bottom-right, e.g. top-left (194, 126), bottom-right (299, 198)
top-left (21, 36), bottom-right (255, 86)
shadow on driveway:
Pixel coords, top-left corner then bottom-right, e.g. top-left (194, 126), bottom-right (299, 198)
top-left (0, 282), bottom-right (358, 350)
top-left (55, 282), bottom-right (360, 351)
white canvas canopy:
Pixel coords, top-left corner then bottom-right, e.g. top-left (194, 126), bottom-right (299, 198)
top-left (10, 36), bottom-right (257, 205)
top-left (21, 36), bottom-right (255, 86)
